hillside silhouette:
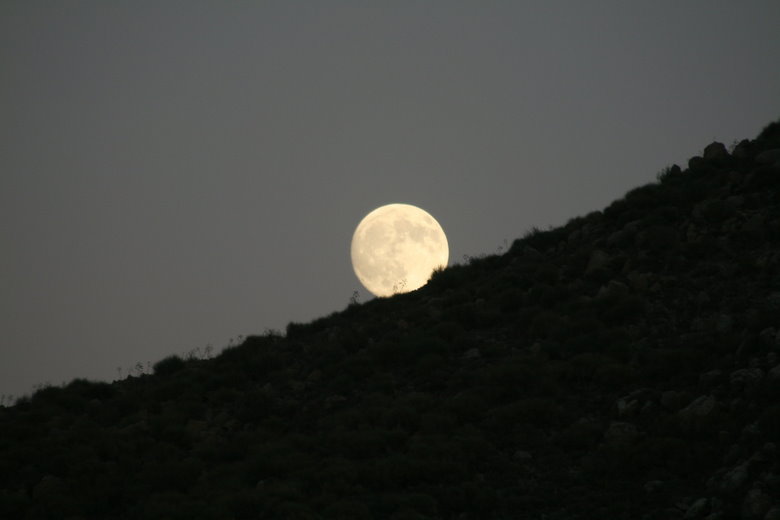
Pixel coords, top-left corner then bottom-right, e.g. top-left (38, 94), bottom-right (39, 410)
top-left (2, 120), bottom-right (780, 519)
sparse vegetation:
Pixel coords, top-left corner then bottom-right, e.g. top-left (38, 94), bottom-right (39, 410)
top-left (2, 122), bottom-right (780, 518)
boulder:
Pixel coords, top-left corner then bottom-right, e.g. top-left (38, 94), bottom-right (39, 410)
top-left (730, 368), bottom-right (764, 395)
top-left (644, 480), bottom-right (665, 494)
top-left (759, 327), bottom-right (778, 348)
top-left (513, 450), bottom-right (533, 462)
top-left (607, 221), bottom-right (641, 247)
top-left (627, 271), bottom-right (651, 291)
top-left (732, 139), bottom-right (752, 159)
top-left (751, 443), bottom-right (776, 464)
top-left (597, 280), bottom-right (630, 301)
top-left (700, 370), bottom-right (725, 388)
top-left (616, 397), bottom-right (639, 417)
top-left (703, 142), bottom-right (729, 161)
top-left (603, 421), bottom-right (640, 448)
top-left (741, 488), bottom-right (772, 520)
top-left (684, 497), bottom-right (710, 519)
top-left (755, 149), bottom-right (780, 166)
top-left (32, 475), bottom-right (71, 509)
top-left (586, 249), bottom-right (611, 275)
top-left (679, 395), bottom-right (720, 432)
top-left (764, 507), bottom-right (780, 520)
top-left (767, 293), bottom-right (780, 311)
top-left (661, 390), bottom-right (686, 411)
top-left (716, 314), bottom-right (734, 334)
top-left (520, 246), bottom-right (544, 260)
top-left (462, 348), bottom-right (481, 360)
top-left (721, 461), bottom-right (750, 494)
top-left (689, 156), bottom-right (706, 170)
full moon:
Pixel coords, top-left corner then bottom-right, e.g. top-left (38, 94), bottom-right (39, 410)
top-left (351, 203), bottom-right (449, 297)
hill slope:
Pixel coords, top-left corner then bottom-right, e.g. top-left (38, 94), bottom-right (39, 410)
top-left (2, 121), bottom-right (780, 519)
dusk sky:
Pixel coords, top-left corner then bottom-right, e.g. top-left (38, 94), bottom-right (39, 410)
top-left (2, 1), bottom-right (780, 399)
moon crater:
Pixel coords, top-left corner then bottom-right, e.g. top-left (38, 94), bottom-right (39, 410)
top-left (351, 204), bottom-right (449, 297)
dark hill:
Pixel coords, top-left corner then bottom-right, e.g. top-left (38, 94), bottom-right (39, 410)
top-left (3, 121), bottom-right (780, 520)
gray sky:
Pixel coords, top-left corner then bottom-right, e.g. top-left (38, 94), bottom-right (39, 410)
top-left (2, 1), bottom-right (779, 399)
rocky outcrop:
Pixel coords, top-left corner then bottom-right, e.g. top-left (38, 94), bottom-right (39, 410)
top-left (2, 120), bottom-right (780, 520)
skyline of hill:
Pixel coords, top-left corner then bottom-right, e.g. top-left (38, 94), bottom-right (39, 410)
top-left (2, 119), bottom-right (780, 519)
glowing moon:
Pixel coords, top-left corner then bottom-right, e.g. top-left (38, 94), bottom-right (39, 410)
top-left (351, 203), bottom-right (449, 297)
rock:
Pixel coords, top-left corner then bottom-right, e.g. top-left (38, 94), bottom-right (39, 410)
top-left (644, 480), bottom-right (665, 494)
top-left (764, 507), bottom-right (780, 520)
top-left (603, 421), bottom-right (640, 448)
top-left (756, 149), bottom-right (780, 165)
top-left (767, 293), bottom-right (780, 311)
top-left (617, 397), bottom-right (640, 417)
top-left (586, 249), bottom-right (611, 275)
top-left (700, 370), bottom-right (725, 388)
top-left (324, 394), bottom-right (347, 407)
top-left (742, 488), bottom-right (772, 520)
top-left (716, 314), bottom-right (734, 334)
top-left (661, 390), bottom-right (686, 411)
top-left (520, 246), bottom-right (544, 260)
top-left (462, 348), bottom-right (481, 360)
top-left (703, 142), bottom-right (729, 161)
top-left (679, 395), bottom-right (720, 432)
top-left (607, 221), bottom-right (641, 247)
top-left (730, 368), bottom-right (764, 395)
top-left (567, 229), bottom-right (583, 244)
top-left (723, 443), bottom-right (745, 465)
top-left (689, 156), bottom-right (706, 170)
top-left (725, 195), bottom-right (745, 210)
top-left (685, 497), bottom-right (710, 519)
top-left (732, 140), bottom-right (751, 159)
top-left (627, 271), bottom-right (651, 291)
top-left (617, 388), bottom-right (656, 416)
top-left (751, 443), bottom-right (776, 464)
top-left (185, 419), bottom-right (208, 436)
top-left (32, 475), bottom-right (69, 505)
top-left (741, 422), bottom-right (762, 441)
top-left (513, 450), bottom-right (533, 462)
top-left (721, 461), bottom-right (750, 494)
top-left (597, 280), bottom-right (630, 301)
top-left (759, 327), bottom-right (778, 348)
top-left (694, 199), bottom-right (736, 223)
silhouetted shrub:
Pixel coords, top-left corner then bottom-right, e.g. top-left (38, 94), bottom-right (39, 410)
top-left (65, 378), bottom-right (117, 400)
top-left (624, 183), bottom-right (665, 210)
top-left (657, 164), bottom-right (682, 183)
top-left (517, 226), bottom-right (567, 252)
top-left (153, 355), bottom-right (186, 376)
top-left (757, 117), bottom-right (780, 142)
top-left (3, 123), bottom-right (780, 520)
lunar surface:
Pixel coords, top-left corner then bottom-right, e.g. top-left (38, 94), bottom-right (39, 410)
top-left (351, 203), bottom-right (449, 297)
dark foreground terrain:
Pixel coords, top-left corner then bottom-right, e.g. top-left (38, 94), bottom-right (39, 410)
top-left (2, 120), bottom-right (780, 519)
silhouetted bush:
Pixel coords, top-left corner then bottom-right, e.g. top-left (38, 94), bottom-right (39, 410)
top-left (153, 355), bottom-right (186, 376)
top-left (3, 123), bottom-right (780, 519)
top-left (757, 117), bottom-right (780, 141)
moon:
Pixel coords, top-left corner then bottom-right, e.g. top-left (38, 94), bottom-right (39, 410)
top-left (351, 203), bottom-right (449, 297)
